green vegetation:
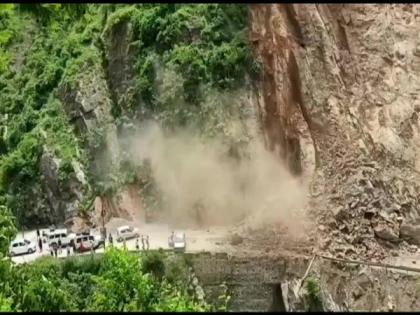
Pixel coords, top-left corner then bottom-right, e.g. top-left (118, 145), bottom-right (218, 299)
top-left (0, 210), bottom-right (211, 312)
top-left (0, 3), bottom-right (253, 227)
top-left (119, 4), bottom-right (252, 124)
top-left (0, 205), bottom-right (17, 257)
top-left (0, 4), bottom-right (93, 225)
top-left (0, 249), bottom-right (211, 312)
top-left (304, 275), bottom-right (324, 312)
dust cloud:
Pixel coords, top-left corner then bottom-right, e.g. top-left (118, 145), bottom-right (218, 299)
top-left (124, 120), bottom-right (310, 235)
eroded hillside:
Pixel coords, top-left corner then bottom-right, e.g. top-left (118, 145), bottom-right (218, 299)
top-left (2, 3), bottom-right (420, 266)
top-left (249, 3), bottom-right (420, 261)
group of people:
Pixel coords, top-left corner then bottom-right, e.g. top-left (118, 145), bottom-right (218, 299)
top-left (107, 233), bottom-right (150, 251)
top-left (135, 235), bottom-right (150, 251)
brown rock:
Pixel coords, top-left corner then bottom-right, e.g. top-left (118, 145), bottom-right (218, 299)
top-left (230, 233), bottom-right (244, 246)
top-left (400, 224), bottom-right (420, 245)
top-left (374, 224), bottom-right (399, 243)
top-left (409, 244), bottom-right (418, 253)
top-left (356, 273), bottom-right (372, 290)
top-left (352, 286), bottom-right (363, 300)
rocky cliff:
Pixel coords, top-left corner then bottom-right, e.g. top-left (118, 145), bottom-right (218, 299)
top-left (249, 3), bottom-right (420, 260)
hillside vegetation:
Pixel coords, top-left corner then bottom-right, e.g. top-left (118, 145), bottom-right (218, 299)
top-left (0, 4), bottom-right (254, 227)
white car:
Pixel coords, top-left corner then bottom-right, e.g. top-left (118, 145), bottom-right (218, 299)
top-left (9, 239), bottom-right (37, 256)
top-left (169, 232), bottom-right (186, 251)
top-left (116, 225), bottom-right (139, 242)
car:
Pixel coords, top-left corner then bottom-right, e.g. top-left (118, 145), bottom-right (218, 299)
top-left (73, 234), bottom-right (102, 253)
top-left (169, 232), bottom-right (186, 251)
top-left (116, 225), bottom-right (139, 242)
top-left (47, 229), bottom-right (73, 248)
top-left (9, 239), bottom-right (37, 256)
top-left (69, 231), bottom-right (90, 247)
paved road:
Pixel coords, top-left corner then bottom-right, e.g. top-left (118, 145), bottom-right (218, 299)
top-left (10, 223), bottom-right (234, 265)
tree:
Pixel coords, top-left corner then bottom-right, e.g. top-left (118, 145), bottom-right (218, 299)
top-left (0, 205), bottom-right (17, 257)
top-left (86, 248), bottom-right (154, 312)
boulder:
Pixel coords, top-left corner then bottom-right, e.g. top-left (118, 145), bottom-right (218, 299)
top-left (399, 224), bottom-right (420, 245)
top-left (373, 224), bottom-right (399, 243)
top-left (356, 272), bottom-right (372, 290)
top-left (230, 233), bottom-right (244, 245)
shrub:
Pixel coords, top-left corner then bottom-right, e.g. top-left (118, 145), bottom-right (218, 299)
top-left (304, 275), bottom-right (324, 312)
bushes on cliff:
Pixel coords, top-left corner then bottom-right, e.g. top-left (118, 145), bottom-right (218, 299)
top-left (0, 3), bottom-right (254, 225)
top-left (103, 3), bottom-right (251, 118)
top-left (304, 275), bottom-right (324, 312)
top-left (0, 5), bottom-right (96, 225)
top-left (0, 205), bottom-right (17, 257)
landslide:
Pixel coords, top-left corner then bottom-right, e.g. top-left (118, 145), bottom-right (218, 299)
top-left (249, 3), bottom-right (420, 260)
top-left (3, 4), bottom-right (420, 263)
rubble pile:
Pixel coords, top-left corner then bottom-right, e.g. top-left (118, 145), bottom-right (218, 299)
top-left (314, 148), bottom-right (420, 260)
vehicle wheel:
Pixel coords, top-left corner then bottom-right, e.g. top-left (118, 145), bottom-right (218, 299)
top-left (118, 237), bottom-right (122, 242)
top-left (10, 252), bottom-right (15, 257)
top-left (28, 248), bottom-right (33, 254)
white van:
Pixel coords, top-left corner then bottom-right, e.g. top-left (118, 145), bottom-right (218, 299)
top-left (47, 229), bottom-right (73, 248)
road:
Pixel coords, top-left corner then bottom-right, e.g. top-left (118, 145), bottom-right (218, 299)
top-left (10, 221), bottom-right (235, 265)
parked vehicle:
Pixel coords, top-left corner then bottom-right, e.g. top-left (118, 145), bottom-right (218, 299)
top-left (9, 239), bottom-right (37, 256)
top-left (73, 234), bottom-right (102, 253)
top-left (169, 232), bottom-right (186, 251)
top-left (47, 229), bottom-right (73, 248)
top-left (116, 225), bottom-right (139, 242)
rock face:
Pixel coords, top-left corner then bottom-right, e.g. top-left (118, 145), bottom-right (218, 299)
top-left (58, 64), bottom-right (114, 137)
top-left (103, 18), bottom-right (139, 111)
top-left (249, 4), bottom-right (420, 258)
top-left (20, 148), bottom-right (87, 227)
top-left (39, 149), bottom-right (85, 225)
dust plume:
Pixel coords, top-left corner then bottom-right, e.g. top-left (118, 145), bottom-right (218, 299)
top-left (125, 120), bottom-right (310, 236)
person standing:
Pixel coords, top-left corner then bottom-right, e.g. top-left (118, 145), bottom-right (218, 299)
top-left (108, 233), bottom-right (113, 247)
top-left (38, 237), bottom-right (43, 252)
top-left (66, 244), bottom-right (71, 256)
top-left (136, 236), bottom-right (140, 250)
top-left (170, 231), bottom-right (174, 247)
top-left (58, 238), bottom-right (62, 254)
top-left (141, 235), bottom-right (145, 250)
top-left (53, 244), bottom-right (58, 258)
top-left (146, 235), bottom-right (150, 250)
